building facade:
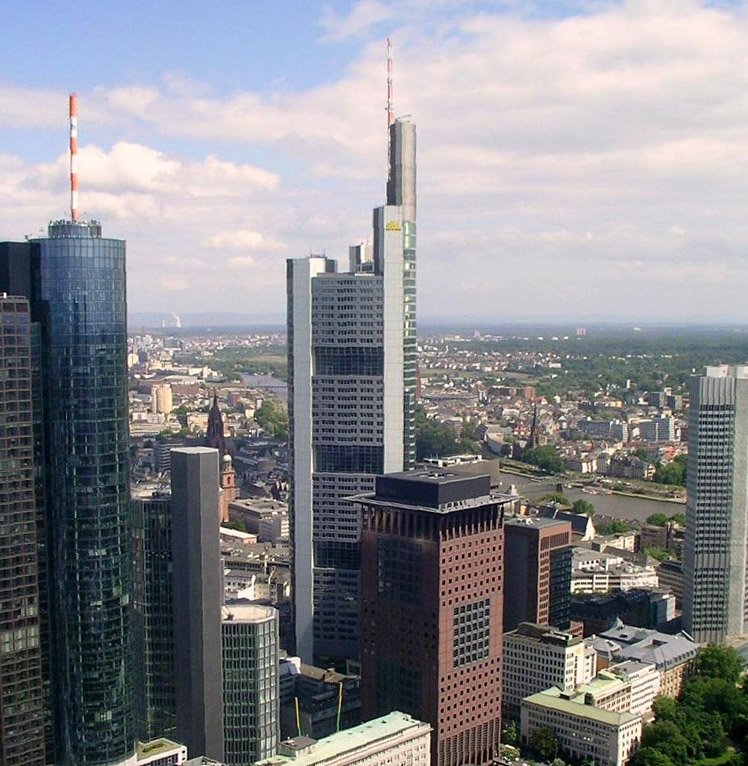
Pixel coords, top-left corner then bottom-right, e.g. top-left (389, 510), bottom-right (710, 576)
top-left (683, 365), bottom-right (748, 643)
top-left (31, 220), bottom-right (134, 765)
top-left (288, 118), bottom-right (416, 663)
top-left (171, 448), bottom-right (224, 762)
top-left (358, 471), bottom-right (511, 766)
top-left (0, 296), bottom-right (46, 765)
top-left (503, 517), bottom-right (572, 632)
top-left (502, 623), bottom-right (595, 719)
top-left (222, 603), bottom-right (279, 766)
top-left (255, 712), bottom-right (431, 766)
top-left (132, 492), bottom-right (176, 741)
top-left (521, 689), bottom-right (641, 766)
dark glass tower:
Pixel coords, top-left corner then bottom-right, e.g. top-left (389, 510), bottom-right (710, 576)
top-left (32, 220), bottom-right (134, 765)
top-left (0, 295), bottom-right (46, 766)
top-left (132, 492), bottom-right (176, 742)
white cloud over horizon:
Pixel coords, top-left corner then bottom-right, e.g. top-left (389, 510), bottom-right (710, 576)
top-left (3, 0), bottom-right (748, 322)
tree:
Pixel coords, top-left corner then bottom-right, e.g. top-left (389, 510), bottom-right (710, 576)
top-left (254, 399), bottom-right (289, 441)
top-left (540, 492), bottom-right (570, 506)
top-left (523, 445), bottom-right (565, 473)
top-left (694, 644), bottom-right (744, 684)
top-left (638, 721), bottom-right (690, 764)
top-left (501, 719), bottom-right (518, 746)
top-left (629, 748), bottom-right (675, 766)
top-left (644, 547), bottom-right (670, 562)
top-left (595, 519), bottom-right (632, 535)
top-left (654, 458), bottom-right (686, 486)
top-left (572, 499), bottom-right (595, 516)
top-left (528, 725), bottom-right (557, 761)
top-left (646, 513), bottom-right (669, 527)
top-left (669, 512), bottom-right (685, 526)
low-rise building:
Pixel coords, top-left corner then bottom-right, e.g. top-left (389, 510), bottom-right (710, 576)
top-left (137, 739), bottom-right (188, 766)
top-left (571, 549), bottom-right (659, 594)
top-left (256, 712), bottom-right (431, 766)
top-left (502, 623), bottom-right (595, 719)
top-left (595, 624), bottom-right (696, 698)
top-left (607, 661), bottom-right (660, 718)
top-left (521, 687), bottom-right (641, 766)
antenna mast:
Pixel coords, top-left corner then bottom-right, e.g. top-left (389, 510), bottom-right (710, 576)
top-left (386, 37), bottom-right (394, 128)
top-left (69, 93), bottom-right (79, 222)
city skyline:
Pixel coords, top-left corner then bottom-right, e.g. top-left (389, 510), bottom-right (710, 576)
top-left (2, 0), bottom-right (748, 322)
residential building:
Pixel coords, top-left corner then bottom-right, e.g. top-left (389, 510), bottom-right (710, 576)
top-left (503, 517), bottom-right (572, 632)
top-left (502, 623), bottom-right (595, 719)
top-left (0, 295), bottom-right (46, 765)
top-left (132, 492), bottom-right (176, 741)
top-left (152, 383), bottom-right (174, 414)
top-left (683, 365), bottom-right (748, 643)
top-left (520, 688), bottom-right (641, 766)
top-left (171, 448), bottom-right (224, 762)
top-left (288, 117), bottom-right (417, 663)
top-left (222, 603), bottom-right (279, 765)
top-left (638, 415), bottom-right (675, 443)
top-left (358, 471), bottom-right (512, 766)
top-left (255, 712), bottom-right (431, 766)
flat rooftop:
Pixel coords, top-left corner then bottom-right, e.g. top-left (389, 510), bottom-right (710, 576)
top-left (524, 687), bottom-right (639, 727)
top-left (255, 712), bottom-right (431, 766)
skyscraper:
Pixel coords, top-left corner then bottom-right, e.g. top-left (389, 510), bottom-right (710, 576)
top-left (288, 116), bottom-right (416, 663)
top-left (683, 365), bottom-right (748, 643)
top-left (357, 471), bottom-right (510, 766)
top-left (0, 295), bottom-right (46, 766)
top-left (503, 517), bottom-right (572, 633)
top-left (35, 219), bottom-right (134, 765)
top-left (222, 602), bottom-right (279, 765)
top-left (171, 447), bottom-right (224, 761)
top-left (132, 492), bottom-right (177, 741)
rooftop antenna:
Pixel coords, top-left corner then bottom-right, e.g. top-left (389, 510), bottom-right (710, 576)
top-left (69, 93), bottom-right (79, 222)
top-left (386, 37), bottom-right (394, 128)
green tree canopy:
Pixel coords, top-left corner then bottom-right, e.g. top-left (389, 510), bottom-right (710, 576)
top-left (694, 644), bottom-right (744, 684)
top-left (540, 492), bottom-right (569, 506)
top-left (647, 512), bottom-right (669, 527)
top-left (528, 725), bottom-right (557, 762)
top-left (254, 399), bottom-right (289, 441)
top-left (629, 748), bottom-right (675, 766)
top-left (639, 721), bottom-right (690, 765)
top-left (523, 445), bottom-right (565, 474)
top-left (572, 499), bottom-right (595, 516)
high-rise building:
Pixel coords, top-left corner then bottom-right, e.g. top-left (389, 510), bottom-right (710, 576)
top-left (0, 295), bottom-right (46, 766)
top-left (503, 517), bottom-right (573, 633)
top-left (222, 602), bottom-right (279, 765)
top-left (132, 492), bottom-right (177, 741)
top-left (288, 116), bottom-right (416, 663)
top-left (151, 383), bottom-right (173, 414)
top-left (358, 471), bottom-right (512, 766)
top-left (683, 365), bottom-right (748, 643)
top-left (30, 219), bottom-right (133, 766)
top-left (171, 447), bottom-right (224, 762)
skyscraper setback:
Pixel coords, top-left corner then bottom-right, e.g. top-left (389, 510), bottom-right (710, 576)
top-left (288, 114), bottom-right (417, 663)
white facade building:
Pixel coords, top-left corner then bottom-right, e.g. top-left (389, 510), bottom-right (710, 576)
top-left (684, 365), bottom-right (748, 643)
top-left (521, 688), bottom-right (641, 766)
top-left (502, 623), bottom-right (596, 718)
top-left (255, 712), bottom-right (431, 766)
top-left (608, 661), bottom-right (660, 717)
top-left (288, 119), bottom-right (416, 662)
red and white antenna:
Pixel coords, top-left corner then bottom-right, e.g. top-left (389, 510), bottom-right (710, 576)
top-left (69, 93), bottom-right (79, 222)
top-left (386, 37), bottom-right (394, 128)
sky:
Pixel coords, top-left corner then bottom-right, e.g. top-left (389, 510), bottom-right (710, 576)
top-left (2, 0), bottom-right (748, 323)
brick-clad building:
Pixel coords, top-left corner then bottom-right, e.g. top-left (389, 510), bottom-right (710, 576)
top-left (503, 516), bottom-right (573, 632)
top-left (356, 471), bottom-right (513, 766)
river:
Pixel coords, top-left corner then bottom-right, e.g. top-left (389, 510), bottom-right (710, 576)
top-left (498, 474), bottom-right (684, 524)
top-left (240, 373), bottom-right (288, 402)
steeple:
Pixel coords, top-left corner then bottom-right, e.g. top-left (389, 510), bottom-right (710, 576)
top-left (206, 389), bottom-right (227, 458)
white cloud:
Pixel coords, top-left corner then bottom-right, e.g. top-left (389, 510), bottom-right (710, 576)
top-left (4, 0), bottom-right (748, 320)
top-left (319, 1), bottom-right (394, 42)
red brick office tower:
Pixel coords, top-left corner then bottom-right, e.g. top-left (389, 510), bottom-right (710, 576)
top-left (358, 471), bottom-right (512, 766)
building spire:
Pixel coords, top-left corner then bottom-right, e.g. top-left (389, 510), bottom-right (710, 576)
top-left (386, 37), bottom-right (394, 129)
top-left (69, 93), bottom-right (79, 222)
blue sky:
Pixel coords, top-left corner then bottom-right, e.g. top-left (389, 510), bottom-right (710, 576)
top-left (3, 0), bottom-right (748, 321)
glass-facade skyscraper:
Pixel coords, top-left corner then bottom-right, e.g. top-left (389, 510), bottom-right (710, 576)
top-left (288, 118), bottom-right (417, 663)
top-left (0, 220), bottom-right (134, 765)
top-left (0, 295), bottom-right (46, 766)
top-left (34, 220), bottom-right (134, 765)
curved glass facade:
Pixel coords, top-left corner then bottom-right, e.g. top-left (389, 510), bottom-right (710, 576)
top-left (34, 221), bottom-right (133, 765)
